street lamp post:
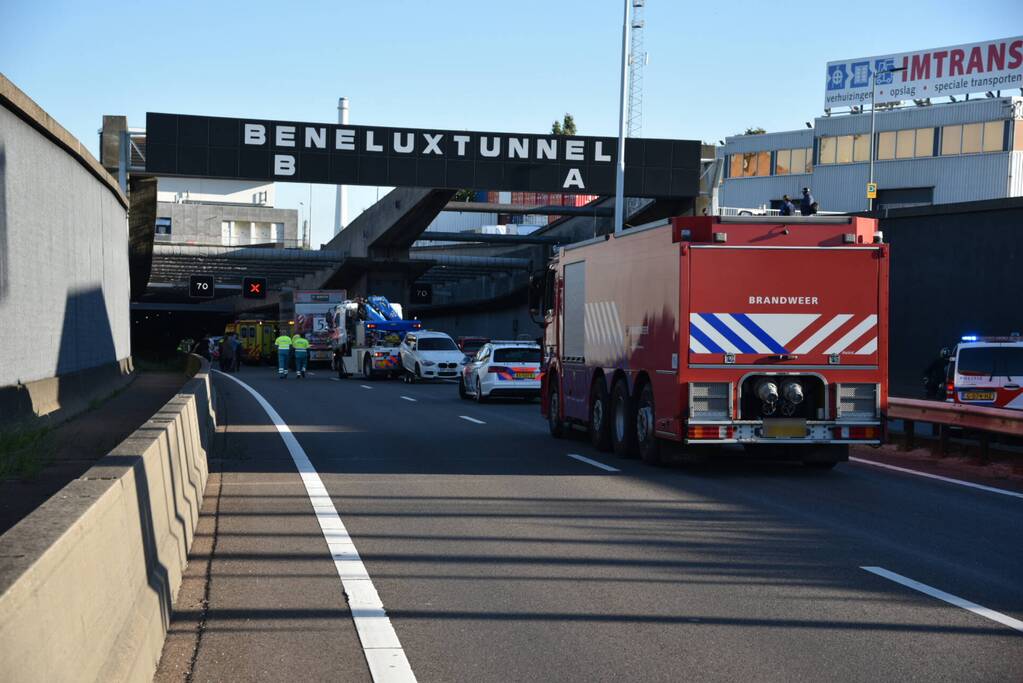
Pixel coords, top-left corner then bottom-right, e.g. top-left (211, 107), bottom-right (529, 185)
top-left (613, 0), bottom-right (632, 236)
top-left (868, 66), bottom-right (907, 212)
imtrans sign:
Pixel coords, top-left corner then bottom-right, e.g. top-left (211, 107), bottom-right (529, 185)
top-left (824, 36), bottom-right (1023, 109)
top-left (144, 113), bottom-right (701, 198)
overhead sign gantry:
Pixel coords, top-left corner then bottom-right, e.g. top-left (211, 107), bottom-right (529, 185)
top-left (144, 113), bottom-right (701, 198)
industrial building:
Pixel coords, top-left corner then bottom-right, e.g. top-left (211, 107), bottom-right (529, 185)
top-left (100, 116), bottom-right (300, 248)
top-left (717, 96), bottom-right (1023, 212)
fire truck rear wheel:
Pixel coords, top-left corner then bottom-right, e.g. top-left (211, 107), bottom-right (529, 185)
top-left (548, 381), bottom-right (565, 439)
top-left (588, 380), bottom-right (611, 452)
top-left (636, 383), bottom-right (661, 465)
top-left (610, 379), bottom-right (637, 459)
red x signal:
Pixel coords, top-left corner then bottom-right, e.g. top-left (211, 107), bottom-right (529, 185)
top-left (249, 283), bottom-right (261, 294)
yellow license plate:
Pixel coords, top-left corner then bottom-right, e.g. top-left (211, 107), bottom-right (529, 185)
top-left (962, 391), bottom-right (996, 400)
top-left (515, 372), bottom-right (535, 379)
top-left (762, 419), bottom-right (807, 438)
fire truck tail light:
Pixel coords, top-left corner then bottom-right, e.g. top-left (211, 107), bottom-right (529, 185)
top-left (688, 425), bottom-right (734, 440)
top-left (832, 426), bottom-right (879, 440)
top-left (836, 383), bottom-right (879, 420)
top-left (690, 383), bottom-right (731, 419)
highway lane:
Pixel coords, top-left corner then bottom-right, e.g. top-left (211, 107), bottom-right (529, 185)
top-left (161, 367), bottom-right (1023, 682)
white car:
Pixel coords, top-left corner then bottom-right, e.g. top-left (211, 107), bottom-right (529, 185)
top-left (459, 341), bottom-right (542, 402)
top-left (399, 331), bottom-right (465, 381)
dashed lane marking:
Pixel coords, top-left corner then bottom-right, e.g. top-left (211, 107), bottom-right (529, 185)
top-left (400, 396), bottom-right (417, 402)
top-left (361, 384), bottom-right (373, 390)
top-left (566, 453), bottom-right (621, 472)
top-left (459, 415), bottom-right (486, 425)
top-left (861, 566), bottom-right (1023, 633)
top-left (850, 457), bottom-right (1023, 500)
top-left (214, 371), bottom-right (416, 682)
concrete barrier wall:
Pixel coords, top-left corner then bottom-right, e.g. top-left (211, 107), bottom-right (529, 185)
top-left (0, 74), bottom-right (131, 423)
top-left (0, 356), bottom-right (217, 682)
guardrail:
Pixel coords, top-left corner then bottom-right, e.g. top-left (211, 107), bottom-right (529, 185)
top-left (887, 397), bottom-right (1023, 459)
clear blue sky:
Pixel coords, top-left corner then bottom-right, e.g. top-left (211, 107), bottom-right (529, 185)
top-left (2, 0), bottom-right (1020, 247)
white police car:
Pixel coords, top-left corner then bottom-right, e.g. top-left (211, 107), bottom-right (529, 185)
top-left (459, 341), bottom-right (542, 402)
top-left (946, 334), bottom-right (1023, 410)
top-left (399, 330), bottom-right (465, 382)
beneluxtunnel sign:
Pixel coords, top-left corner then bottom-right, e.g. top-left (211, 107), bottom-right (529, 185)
top-left (145, 112), bottom-right (701, 198)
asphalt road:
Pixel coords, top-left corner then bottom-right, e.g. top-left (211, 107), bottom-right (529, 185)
top-left (156, 366), bottom-right (1023, 682)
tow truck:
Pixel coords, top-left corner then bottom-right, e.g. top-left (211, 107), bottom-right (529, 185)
top-left (532, 215), bottom-right (889, 468)
top-left (330, 296), bottom-right (422, 379)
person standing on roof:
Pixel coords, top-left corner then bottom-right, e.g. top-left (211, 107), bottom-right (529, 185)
top-left (293, 332), bottom-right (310, 378)
top-left (799, 187), bottom-right (815, 216)
top-left (780, 195), bottom-right (795, 216)
top-left (274, 332), bottom-right (292, 379)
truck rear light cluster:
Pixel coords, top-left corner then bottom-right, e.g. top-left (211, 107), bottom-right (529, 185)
top-left (945, 382), bottom-right (955, 400)
top-left (687, 425), bottom-right (734, 440)
top-left (832, 426), bottom-right (879, 439)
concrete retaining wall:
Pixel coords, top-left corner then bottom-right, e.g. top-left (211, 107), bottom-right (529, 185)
top-left (0, 74), bottom-right (131, 423)
top-left (0, 356), bottom-right (217, 682)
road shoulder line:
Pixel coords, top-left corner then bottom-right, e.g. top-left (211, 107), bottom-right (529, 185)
top-left (566, 453), bottom-right (621, 472)
top-left (861, 566), bottom-right (1023, 633)
top-left (850, 456), bottom-right (1023, 500)
top-left (215, 371), bottom-right (416, 682)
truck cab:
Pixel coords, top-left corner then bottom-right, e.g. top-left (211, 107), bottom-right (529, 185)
top-left (535, 215), bottom-right (888, 468)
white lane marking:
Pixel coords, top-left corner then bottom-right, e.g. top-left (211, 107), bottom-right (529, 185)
top-left (861, 566), bottom-right (1023, 633)
top-left (566, 453), bottom-right (620, 472)
top-left (459, 415), bottom-right (486, 425)
top-left (214, 371), bottom-right (416, 682)
top-left (330, 377), bottom-right (341, 382)
top-left (400, 396), bottom-right (417, 402)
top-left (361, 384), bottom-right (373, 390)
top-left (850, 457), bottom-right (1023, 500)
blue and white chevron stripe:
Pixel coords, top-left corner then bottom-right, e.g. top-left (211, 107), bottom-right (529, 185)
top-left (688, 313), bottom-right (877, 356)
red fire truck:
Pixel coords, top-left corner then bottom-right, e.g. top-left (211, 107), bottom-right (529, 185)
top-left (534, 215), bottom-right (889, 468)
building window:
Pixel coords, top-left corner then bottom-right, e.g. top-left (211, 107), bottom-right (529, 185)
top-left (877, 131), bottom-right (896, 160)
top-left (895, 129), bottom-right (915, 159)
top-left (941, 125), bottom-right (962, 155)
top-left (155, 217), bottom-right (172, 235)
top-left (915, 127), bottom-right (935, 157)
top-left (793, 147), bottom-right (811, 173)
top-left (982, 121), bottom-right (1003, 152)
top-left (775, 149), bottom-right (790, 175)
top-left (852, 134), bottom-right (870, 162)
top-left (729, 154), bottom-right (743, 178)
top-left (961, 123), bottom-right (983, 154)
top-left (837, 136), bottom-right (853, 164)
top-left (753, 151), bottom-right (770, 177)
top-left (818, 137), bottom-right (836, 165)
top-left (941, 122), bottom-right (1004, 156)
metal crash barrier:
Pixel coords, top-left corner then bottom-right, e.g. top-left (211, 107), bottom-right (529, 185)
top-left (888, 397), bottom-right (1023, 460)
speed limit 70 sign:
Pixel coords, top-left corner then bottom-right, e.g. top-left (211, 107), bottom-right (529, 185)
top-left (189, 275), bottom-right (215, 299)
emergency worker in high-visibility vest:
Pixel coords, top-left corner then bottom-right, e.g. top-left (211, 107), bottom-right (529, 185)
top-left (292, 333), bottom-right (311, 378)
top-left (274, 333), bottom-right (292, 379)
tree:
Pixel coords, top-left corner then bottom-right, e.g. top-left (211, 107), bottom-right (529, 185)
top-left (743, 126), bottom-right (767, 135)
top-left (551, 113), bottom-right (577, 136)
